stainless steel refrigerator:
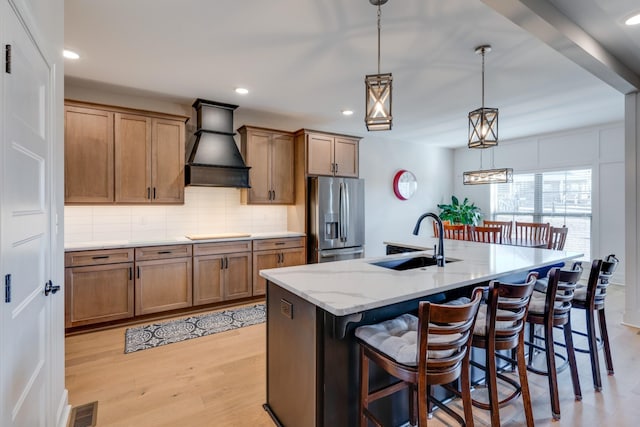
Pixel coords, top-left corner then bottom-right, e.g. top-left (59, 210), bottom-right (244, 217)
top-left (308, 176), bottom-right (365, 263)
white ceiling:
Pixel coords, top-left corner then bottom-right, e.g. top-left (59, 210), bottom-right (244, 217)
top-left (64, 0), bottom-right (639, 148)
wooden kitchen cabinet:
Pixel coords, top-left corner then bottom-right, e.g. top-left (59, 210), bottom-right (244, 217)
top-left (252, 237), bottom-right (305, 296)
top-left (300, 130), bottom-right (360, 178)
top-left (64, 105), bottom-right (115, 203)
top-left (193, 241), bottom-right (252, 305)
top-left (64, 100), bottom-right (187, 205)
top-left (115, 114), bottom-right (185, 203)
top-left (134, 245), bottom-right (193, 315)
top-left (239, 126), bottom-right (295, 204)
top-left (64, 248), bottom-right (134, 328)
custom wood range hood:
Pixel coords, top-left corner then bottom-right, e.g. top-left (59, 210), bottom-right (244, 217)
top-left (185, 98), bottom-right (251, 188)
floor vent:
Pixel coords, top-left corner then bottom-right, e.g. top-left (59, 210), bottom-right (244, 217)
top-left (69, 401), bottom-right (98, 427)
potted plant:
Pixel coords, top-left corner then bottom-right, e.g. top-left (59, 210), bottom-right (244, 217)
top-left (437, 196), bottom-right (482, 225)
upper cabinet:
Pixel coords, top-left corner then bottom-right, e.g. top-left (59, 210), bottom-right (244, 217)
top-left (298, 130), bottom-right (360, 178)
top-left (64, 100), bottom-right (187, 205)
top-left (239, 125), bottom-right (295, 204)
top-left (64, 105), bottom-right (115, 203)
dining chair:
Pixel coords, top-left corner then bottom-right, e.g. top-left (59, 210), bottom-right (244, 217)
top-left (432, 219), bottom-right (451, 238)
top-left (547, 226), bottom-right (568, 250)
top-left (469, 226), bottom-right (502, 244)
top-left (468, 273), bottom-right (537, 427)
top-left (443, 223), bottom-right (467, 240)
top-left (483, 220), bottom-right (512, 240)
top-left (356, 288), bottom-right (484, 426)
top-left (525, 264), bottom-right (583, 420)
top-left (515, 221), bottom-right (550, 244)
top-left (571, 254), bottom-right (619, 390)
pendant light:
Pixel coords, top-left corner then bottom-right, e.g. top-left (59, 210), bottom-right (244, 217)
top-left (468, 45), bottom-right (498, 148)
top-left (365, 0), bottom-right (392, 131)
top-left (463, 143), bottom-right (513, 185)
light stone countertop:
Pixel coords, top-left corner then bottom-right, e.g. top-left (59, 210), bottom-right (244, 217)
top-left (64, 231), bottom-right (305, 252)
top-left (260, 237), bottom-right (582, 317)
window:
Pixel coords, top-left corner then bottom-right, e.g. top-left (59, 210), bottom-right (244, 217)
top-left (491, 169), bottom-right (592, 259)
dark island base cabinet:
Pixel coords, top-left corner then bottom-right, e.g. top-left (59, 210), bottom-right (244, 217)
top-left (265, 282), bottom-right (475, 427)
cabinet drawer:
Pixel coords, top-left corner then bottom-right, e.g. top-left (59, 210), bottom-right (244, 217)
top-left (65, 248), bottom-right (134, 267)
top-left (253, 237), bottom-right (305, 251)
top-left (194, 240), bottom-right (252, 256)
top-left (135, 244), bottom-right (192, 261)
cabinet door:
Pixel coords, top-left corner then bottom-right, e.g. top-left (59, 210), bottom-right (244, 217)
top-left (245, 130), bottom-right (272, 203)
top-left (307, 133), bottom-right (334, 176)
top-left (334, 137), bottom-right (359, 177)
top-left (152, 118), bottom-right (185, 203)
top-left (193, 254), bottom-right (224, 305)
top-left (281, 247), bottom-right (306, 268)
top-left (135, 257), bottom-right (192, 315)
top-left (252, 250), bottom-right (281, 296)
top-left (115, 113), bottom-right (152, 203)
top-left (271, 133), bottom-right (295, 204)
top-left (224, 252), bottom-right (252, 300)
top-left (65, 263), bottom-right (134, 328)
top-left (64, 106), bottom-right (114, 203)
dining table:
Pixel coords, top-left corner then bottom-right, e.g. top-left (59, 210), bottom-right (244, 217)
top-left (502, 237), bottom-right (548, 248)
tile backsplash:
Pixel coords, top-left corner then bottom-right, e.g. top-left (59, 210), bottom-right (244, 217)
top-left (64, 186), bottom-right (288, 244)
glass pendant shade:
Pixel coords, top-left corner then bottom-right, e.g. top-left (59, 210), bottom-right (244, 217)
top-left (463, 167), bottom-right (513, 185)
top-left (365, 72), bottom-right (393, 131)
top-left (468, 107), bottom-right (498, 148)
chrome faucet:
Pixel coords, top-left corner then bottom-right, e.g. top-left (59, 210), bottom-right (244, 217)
top-left (413, 212), bottom-right (445, 267)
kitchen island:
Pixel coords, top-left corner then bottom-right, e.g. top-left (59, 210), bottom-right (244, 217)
top-left (260, 237), bottom-right (582, 427)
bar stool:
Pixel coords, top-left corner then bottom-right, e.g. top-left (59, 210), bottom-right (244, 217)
top-left (356, 288), bottom-right (483, 426)
top-left (467, 273), bottom-right (537, 427)
top-left (571, 254), bottom-right (619, 391)
top-left (525, 264), bottom-right (583, 420)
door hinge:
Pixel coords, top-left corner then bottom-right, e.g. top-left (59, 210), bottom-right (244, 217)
top-left (5, 274), bottom-right (11, 303)
top-left (5, 44), bottom-right (11, 74)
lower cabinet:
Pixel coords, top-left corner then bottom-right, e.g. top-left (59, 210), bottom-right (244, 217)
top-left (252, 237), bottom-right (306, 296)
top-left (65, 236), bottom-right (304, 329)
top-left (134, 245), bottom-right (193, 315)
top-left (193, 241), bottom-right (252, 305)
top-left (64, 248), bottom-right (134, 328)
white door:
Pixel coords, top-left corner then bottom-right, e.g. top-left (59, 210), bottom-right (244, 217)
top-left (1, 1), bottom-right (56, 425)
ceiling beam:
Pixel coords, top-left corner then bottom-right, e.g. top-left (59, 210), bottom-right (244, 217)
top-left (481, 0), bottom-right (640, 94)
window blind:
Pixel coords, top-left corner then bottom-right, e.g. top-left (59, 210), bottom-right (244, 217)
top-left (491, 169), bottom-right (592, 260)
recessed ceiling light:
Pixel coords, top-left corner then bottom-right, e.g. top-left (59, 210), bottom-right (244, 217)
top-left (341, 110), bottom-right (354, 116)
top-left (63, 49), bottom-right (80, 59)
top-left (235, 87), bottom-right (249, 95)
top-left (625, 13), bottom-right (640, 26)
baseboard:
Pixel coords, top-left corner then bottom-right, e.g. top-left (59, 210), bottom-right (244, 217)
top-left (56, 389), bottom-right (70, 427)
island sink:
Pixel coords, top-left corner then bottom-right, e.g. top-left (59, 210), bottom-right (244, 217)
top-left (371, 255), bottom-right (461, 271)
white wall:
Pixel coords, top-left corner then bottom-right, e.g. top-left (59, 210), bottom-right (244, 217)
top-left (454, 122), bottom-right (625, 283)
top-left (360, 135), bottom-right (454, 256)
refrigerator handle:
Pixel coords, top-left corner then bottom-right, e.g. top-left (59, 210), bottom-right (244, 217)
top-left (344, 183), bottom-right (350, 242)
top-left (339, 182), bottom-right (347, 242)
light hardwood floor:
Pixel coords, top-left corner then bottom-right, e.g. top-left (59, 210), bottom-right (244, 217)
top-left (66, 285), bottom-right (640, 426)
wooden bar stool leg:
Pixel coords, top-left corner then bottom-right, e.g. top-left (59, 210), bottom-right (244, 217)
top-left (598, 308), bottom-right (615, 375)
top-left (408, 383), bottom-right (417, 426)
top-left (544, 321), bottom-right (561, 420)
top-left (460, 358), bottom-right (475, 427)
top-left (359, 346), bottom-right (369, 427)
top-left (516, 334), bottom-right (534, 427)
top-left (585, 308), bottom-right (603, 391)
top-left (563, 320), bottom-right (582, 400)
top-left (487, 342), bottom-right (501, 427)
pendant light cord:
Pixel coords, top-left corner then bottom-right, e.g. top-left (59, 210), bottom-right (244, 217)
top-left (481, 47), bottom-right (485, 110)
top-left (377, 3), bottom-right (381, 74)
